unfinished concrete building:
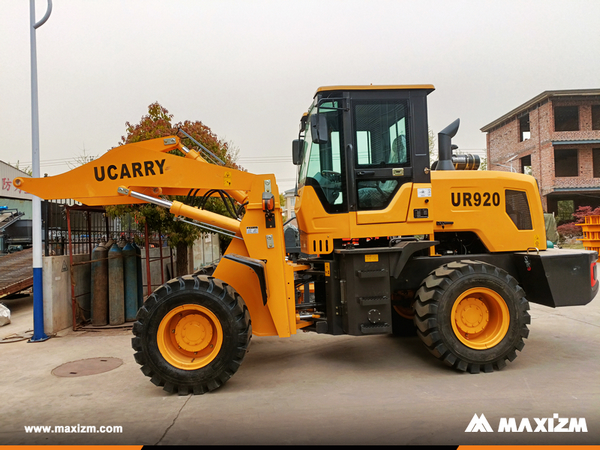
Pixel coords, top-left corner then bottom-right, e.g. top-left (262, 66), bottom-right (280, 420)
top-left (481, 89), bottom-right (600, 221)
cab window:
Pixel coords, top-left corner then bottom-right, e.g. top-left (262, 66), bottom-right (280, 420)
top-left (355, 102), bottom-right (409, 167)
top-left (354, 101), bottom-right (410, 210)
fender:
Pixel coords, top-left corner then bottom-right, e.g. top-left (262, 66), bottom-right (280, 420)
top-left (222, 254), bottom-right (268, 305)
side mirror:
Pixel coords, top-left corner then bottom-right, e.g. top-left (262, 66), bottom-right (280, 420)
top-left (292, 139), bottom-right (304, 165)
top-left (310, 114), bottom-right (328, 144)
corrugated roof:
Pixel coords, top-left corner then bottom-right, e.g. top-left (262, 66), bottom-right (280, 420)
top-left (552, 186), bottom-right (600, 192)
top-left (552, 140), bottom-right (600, 145)
top-left (481, 89), bottom-right (600, 133)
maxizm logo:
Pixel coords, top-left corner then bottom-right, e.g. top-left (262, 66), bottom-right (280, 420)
top-left (465, 413), bottom-right (588, 433)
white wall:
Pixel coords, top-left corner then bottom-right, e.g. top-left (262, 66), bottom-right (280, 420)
top-left (0, 161), bottom-right (32, 201)
top-left (192, 233), bottom-right (220, 272)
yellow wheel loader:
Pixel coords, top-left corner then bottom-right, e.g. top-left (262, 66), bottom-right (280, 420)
top-left (16, 85), bottom-right (598, 394)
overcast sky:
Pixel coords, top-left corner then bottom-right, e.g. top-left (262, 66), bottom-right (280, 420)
top-left (2, 0), bottom-right (600, 193)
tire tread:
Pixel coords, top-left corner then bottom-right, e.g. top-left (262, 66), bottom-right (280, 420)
top-left (414, 260), bottom-right (530, 374)
top-left (131, 274), bottom-right (251, 395)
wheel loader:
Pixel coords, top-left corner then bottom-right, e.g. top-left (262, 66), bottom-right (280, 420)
top-left (15, 85), bottom-right (598, 395)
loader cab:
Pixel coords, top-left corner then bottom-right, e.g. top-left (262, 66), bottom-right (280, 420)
top-left (293, 85), bottom-right (434, 220)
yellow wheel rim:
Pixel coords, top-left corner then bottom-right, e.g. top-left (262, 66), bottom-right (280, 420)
top-left (157, 304), bottom-right (223, 370)
top-left (450, 287), bottom-right (509, 350)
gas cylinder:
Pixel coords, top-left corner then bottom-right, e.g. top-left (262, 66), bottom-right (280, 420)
top-left (123, 242), bottom-right (138, 322)
top-left (108, 243), bottom-right (125, 325)
top-left (90, 242), bottom-right (108, 326)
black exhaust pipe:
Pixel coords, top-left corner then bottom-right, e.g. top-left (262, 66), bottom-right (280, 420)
top-left (436, 118), bottom-right (460, 171)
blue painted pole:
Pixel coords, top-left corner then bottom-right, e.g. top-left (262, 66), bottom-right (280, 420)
top-left (29, 0), bottom-right (52, 342)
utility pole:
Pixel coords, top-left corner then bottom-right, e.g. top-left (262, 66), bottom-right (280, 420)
top-left (29, 0), bottom-right (52, 342)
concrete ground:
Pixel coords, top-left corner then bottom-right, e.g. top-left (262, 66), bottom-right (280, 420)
top-left (0, 292), bottom-right (599, 446)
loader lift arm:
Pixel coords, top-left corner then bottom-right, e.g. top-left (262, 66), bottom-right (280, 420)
top-left (15, 136), bottom-right (252, 206)
top-left (15, 135), bottom-right (300, 340)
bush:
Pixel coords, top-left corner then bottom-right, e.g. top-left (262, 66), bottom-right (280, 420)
top-left (572, 206), bottom-right (600, 223)
top-left (557, 205), bottom-right (600, 241)
top-left (557, 222), bottom-right (582, 239)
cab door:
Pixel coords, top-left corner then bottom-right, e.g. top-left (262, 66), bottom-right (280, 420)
top-left (353, 100), bottom-right (413, 224)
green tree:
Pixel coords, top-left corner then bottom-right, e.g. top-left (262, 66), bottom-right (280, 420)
top-left (108, 102), bottom-right (241, 276)
top-left (479, 156), bottom-right (487, 171)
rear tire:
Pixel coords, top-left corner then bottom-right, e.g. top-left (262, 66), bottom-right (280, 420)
top-left (132, 275), bottom-right (251, 394)
top-left (414, 260), bottom-right (530, 373)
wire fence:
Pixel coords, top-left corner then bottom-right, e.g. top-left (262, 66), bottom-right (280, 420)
top-left (42, 199), bottom-right (144, 256)
top-left (32, 199), bottom-right (222, 330)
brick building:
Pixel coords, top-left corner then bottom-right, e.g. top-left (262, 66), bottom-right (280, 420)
top-left (481, 89), bottom-right (600, 220)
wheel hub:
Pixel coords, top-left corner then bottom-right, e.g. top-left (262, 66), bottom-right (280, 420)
top-left (450, 287), bottom-right (510, 350)
top-left (455, 297), bottom-right (489, 335)
top-left (175, 314), bottom-right (213, 353)
top-left (157, 304), bottom-right (224, 370)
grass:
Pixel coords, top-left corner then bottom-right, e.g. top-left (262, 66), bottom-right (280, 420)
top-left (560, 241), bottom-right (584, 249)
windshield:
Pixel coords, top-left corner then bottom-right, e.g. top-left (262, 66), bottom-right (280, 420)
top-left (298, 100), bottom-right (346, 213)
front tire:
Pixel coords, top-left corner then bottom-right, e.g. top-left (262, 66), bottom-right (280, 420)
top-left (193, 264), bottom-right (216, 277)
top-left (132, 275), bottom-right (251, 395)
top-left (414, 261), bottom-right (530, 373)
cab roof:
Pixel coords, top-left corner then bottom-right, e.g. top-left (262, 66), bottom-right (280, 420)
top-left (315, 84), bottom-right (435, 97)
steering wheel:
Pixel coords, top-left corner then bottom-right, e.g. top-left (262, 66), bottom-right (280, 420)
top-left (318, 170), bottom-right (341, 203)
top-left (321, 170), bottom-right (341, 183)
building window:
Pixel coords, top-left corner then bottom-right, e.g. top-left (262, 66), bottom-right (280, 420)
top-left (557, 200), bottom-right (574, 223)
top-left (519, 114), bottom-right (530, 141)
top-left (593, 105), bottom-right (600, 130)
top-left (594, 148), bottom-right (600, 178)
top-left (554, 106), bottom-right (579, 131)
top-left (520, 155), bottom-right (532, 175)
top-left (554, 148), bottom-right (578, 177)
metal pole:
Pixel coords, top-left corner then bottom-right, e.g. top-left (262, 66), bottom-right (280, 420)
top-left (29, 0), bottom-right (52, 342)
top-left (66, 207), bottom-right (77, 330)
top-left (87, 211), bottom-right (92, 256)
top-left (145, 222), bottom-right (152, 296)
top-left (159, 232), bottom-right (164, 285)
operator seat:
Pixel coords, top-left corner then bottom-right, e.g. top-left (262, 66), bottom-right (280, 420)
top-left (357, 136), bottom-right (406, 209)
